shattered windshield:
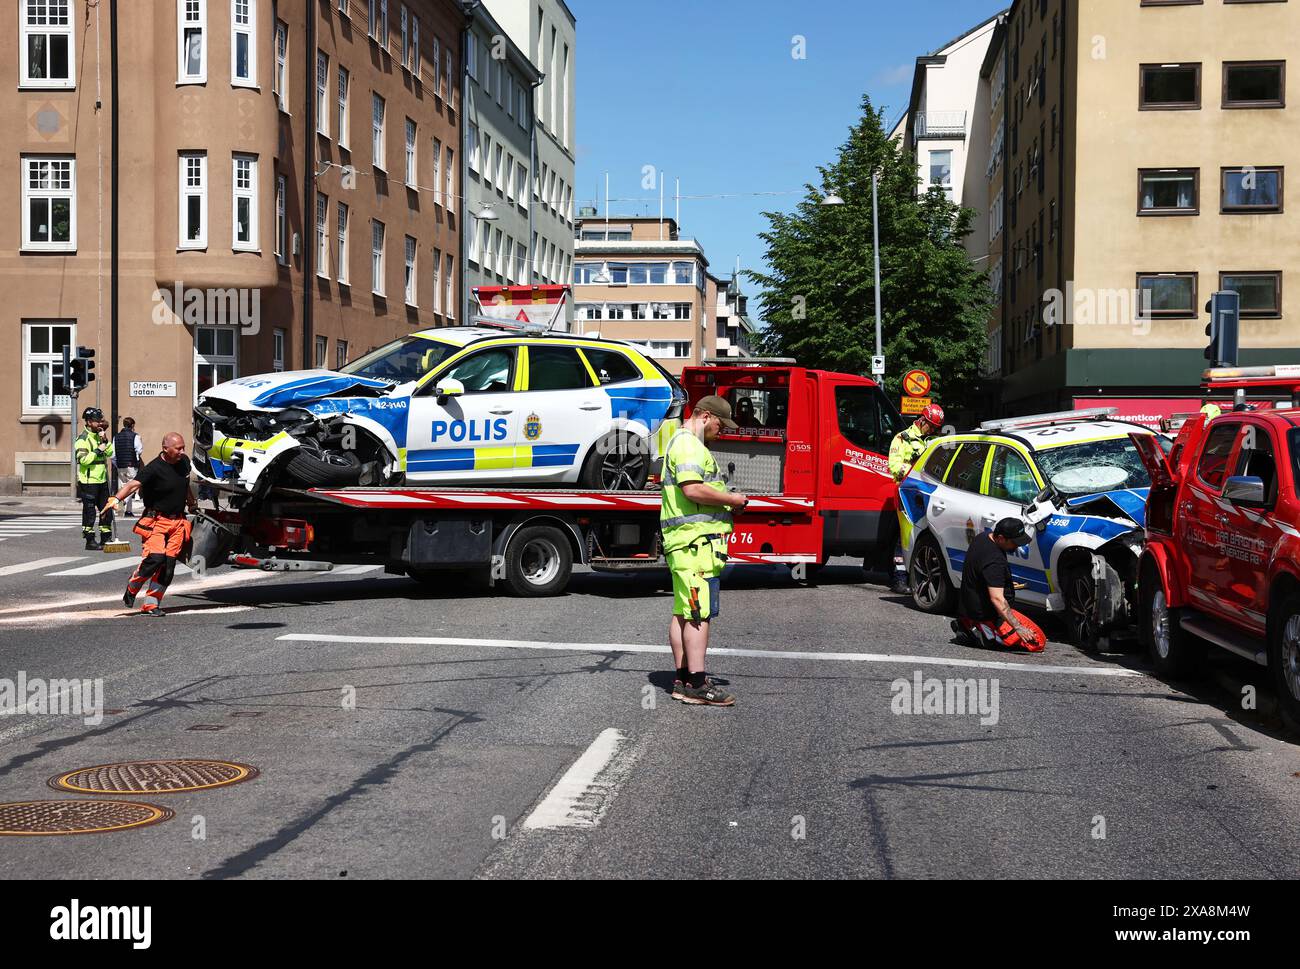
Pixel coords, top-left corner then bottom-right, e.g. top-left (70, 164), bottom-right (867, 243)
top-left (339, 336), bottom-right (457, 384)
top-left (1033, 436), bottom-right (1155, 498)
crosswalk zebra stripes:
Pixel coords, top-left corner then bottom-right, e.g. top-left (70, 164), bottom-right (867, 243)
top-left (0, 514), bottom-right (84, 542)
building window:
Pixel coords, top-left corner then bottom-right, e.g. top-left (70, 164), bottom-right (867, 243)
top-left (482, 133), bottom-right (493, 186)
top-left (517, 242), bottom-right (528, 285)
top-left (444, 252), bottom-right (455, 319)
top-left (275, 174), bottom-right (287, 264)
top-left (405, 118), bottom-right (417, 187)
top-left (337, 66), bottom-right (350, 150)
top-left (272, 328), bottom-right (285, 373)
top-left (411, 16), bottom-right (419, 76)
top-left (446, 43), bottom-right (455, 109)
top-left (316, 192), bottom-right (329, 278)
top-left (273, 19), bottom-right (288, 110)
top-left (179, 152), bottom-right (207, 249)
top-left (337, 202), bottom-right (349, 284)
top-left (232, 0), bottom-right (255, 87)
top-left (445, 146), bottom-right (455, 207)
top-left (372, 94), bottom-right (386, 170)
top-left (316, 51), bottom-right (330, 136)
top-left (1137, 273), bottom-right (1198, 319)
top-left (433, 247), bottom-right (443, 313)
top-left (929, 150), bottom-right (953, 195)
top-left (368, 0), bottom-right (378, 38)
top-left (432, 36), bottom-right (441, 97)
top-left (400, 5), bottom-right (409, 67)
top-left (1138, 168), bottom-right (1199, 215)
top-left (673, 303), bottom-right (692, 321)
top-left (233, 154), bottom-right (257, 251)
top-left (1140, 63), bottom-right (1201, 110)
top-left (22, 321), bottom-right (75, 416)
top-left (315, 335), bottom-right (327, 369)
top-left (404, 235), bottom-right (417, 305)
top-left (1221, 166), bottom-right (1283, 212)
top-left (21, 156), bottom-right (76, 251)
top-left (1223, 61), bottom-right (1285, 108)
top-left (371, 220), bottom-right (386, 295)
top-left (1221, 271), bottom-right (1282, 318)
top-left (378, 0), bottom-right (388, 46)
top-left (195, 326), bottom-right (237, 399)
top-left (178, 0), bottom-right (207, 84)
top-left (336, 340), bottom-right (349, 370)
top-left (21, 0), bottom-right (75, 88)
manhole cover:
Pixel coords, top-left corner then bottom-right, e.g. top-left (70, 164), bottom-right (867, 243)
top-left (49, 760), bottom-right (259, 794)
top-left (0, 800), bottom-right (173, 836)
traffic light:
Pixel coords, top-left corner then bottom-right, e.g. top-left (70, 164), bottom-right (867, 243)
top-left (68, 346), bottom-right (96, 392)
top-left (50, 345), bottom-right (71, 394)
top-left (1204, 292), bottom-right (1240, 368)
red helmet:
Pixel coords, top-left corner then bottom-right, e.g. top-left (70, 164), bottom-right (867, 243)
top-left (921, 404), bottom-right (945, 428)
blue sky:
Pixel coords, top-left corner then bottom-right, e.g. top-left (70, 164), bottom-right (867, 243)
top-left (567, 0), bottom-right (1001, 295)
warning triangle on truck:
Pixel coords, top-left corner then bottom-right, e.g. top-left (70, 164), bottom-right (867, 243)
top-left (471, 285), bottom-right (570, 335)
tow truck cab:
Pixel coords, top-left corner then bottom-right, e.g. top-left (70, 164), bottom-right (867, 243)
top-left (1132, 366), bottom-right (1300, 730)
top-left (679, 361), bottom-right (905, 566)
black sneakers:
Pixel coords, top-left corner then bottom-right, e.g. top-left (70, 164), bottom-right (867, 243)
top-left (123, 590), bottom-right (136, 609)
top-left (675, 680), bottom-right (736, 707)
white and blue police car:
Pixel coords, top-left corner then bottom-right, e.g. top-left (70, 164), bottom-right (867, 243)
top-left (898, 409), bottom-right (1166, 650)
top-left (193, 327), bottom-right (685, 494)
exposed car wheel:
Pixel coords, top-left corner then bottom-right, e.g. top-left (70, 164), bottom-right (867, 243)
top-left (909, 532), bottom-right (955, 614)
top-left (580, 433), bottom-right (650, 491)
top-left (1268, 591), bottom-right (1300, 734)
top-left (284, 449), bottom-right (363, 487)
top-left (1062, 563), bottom-right (1102, 653)
top-left (503, 525), bottom-right (573, 597)
top-left (1140, 561), bottom-right (1203, 678)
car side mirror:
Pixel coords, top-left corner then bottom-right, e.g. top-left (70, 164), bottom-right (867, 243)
top-left (1222, 475), bottom-right (1267, 508)
top-left (1022, 486), bottom-right (1059, 526)
top-left (434, 378), bottom-right (465, 401)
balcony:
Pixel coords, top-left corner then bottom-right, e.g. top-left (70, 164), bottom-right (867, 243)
top-left (914, 111), bottom-right (967, 143)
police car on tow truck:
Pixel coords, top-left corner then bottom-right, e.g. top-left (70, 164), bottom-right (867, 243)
top-left (192, 286), bottom-right (685, 495)
top-left (898, 408), bottom-right (1165, 650)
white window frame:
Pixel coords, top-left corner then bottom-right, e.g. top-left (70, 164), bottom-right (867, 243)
top-left (405, 117), bottom-right (417, 187)
top-left (400, 5), bottom-right (409, 68)
top-left (379, 0), bottom-right (388, 48)
top-left (336, 340), bottom-right (349, 370)
top-left (316, 51), bottom-right (330, 136)
top-left (315, 335), bottom-right (327, 369)
top-left (337, 66), bottom-right (350, 150)
top-left (371, 219), bottom-right (386, 296)
top-left (195, 326), bottom-right (239, 402)
top-left (316, 192), bottom-right (330, 278)
top-left (404, 235), bottom-right (417, 306)
top-left (336, 201), bottom-right (350, 284)
top-left (468, 123), bottom-right (480, 173)
top-left (445, 146), bottom-right (455, 209)
top-left (411, 16), bottom-right (420, 76)
top-left (516, 162), bottom-right (528, 213)
top-left (466, 31), bottom-right (477, 79)
top-left (372, 93), bottom-right (386, 170)
top-left (22, 321), bottom-right (76, 417)
top-left (178, 0), bottom-right (207, 85)
top-left (231, 0), bottom-right (256, 88)
top-left (433, 138), bottom-right (443, 205)
top-left (275, 173), bottom-right (288, 264)
top-left (495, 145), bottom-right (505, 194)
top-left (21, 0), bottom-right (75, 89)
top-left (179, 152), bottom-right (208, 250)
top-left (432, 247), bottom-right (443, 314)
top-left (368, 0), bottom-right (377, 37)
top-left (444, 252), bottom-right (455, 319)
top-left (272, 327), bottom-right (286, 373)
top-left (432, 36), bottom-right (441, 99)
top-left (482, 132), bottom-right (492, 185)
top-left (232, 153), bottom-right (258, 252)
top-left (273, 19), bottom-right (288, 111)
top-left (21, 155), bottom-right (76, 252)
top-left (337, 0), bottom-right (348, 15)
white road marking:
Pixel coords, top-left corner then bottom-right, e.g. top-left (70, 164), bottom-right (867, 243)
top-left (0, 557), bottom-right (85, 577)
top-left (47, 557), bottom-right (144, 576)
top-left (330, 565), bottom-right (384, 575)
top-left (277, 634), bottom-right (1144, 678)
top-left (0, 604), bottom-right (255, 626)
top-left (0, 569), bottom-right (275, 617)
top-left (523, 728), bottom-right (633, 830)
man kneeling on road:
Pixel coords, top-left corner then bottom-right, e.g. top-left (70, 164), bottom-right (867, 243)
top-left (662, 396), bottom-right (749, 706)
top-left (951, 518), bottom-right (1044, 653)
top-left (101, 432), bottom-right (198, 617)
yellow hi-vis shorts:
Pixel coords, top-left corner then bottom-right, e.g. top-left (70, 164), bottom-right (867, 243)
top-left (666, 536), bottom-right (727, 621)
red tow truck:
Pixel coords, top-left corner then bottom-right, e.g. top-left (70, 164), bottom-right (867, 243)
top-left (1131, 366), bottom-right (1300, 730)
top-left (193, 359), bottom-right (908, 596)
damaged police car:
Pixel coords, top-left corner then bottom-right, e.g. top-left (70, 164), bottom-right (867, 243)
top-left (193, 327), bottom-right (685, 495)
top-left (899, 409), bottom-right (1166, 651)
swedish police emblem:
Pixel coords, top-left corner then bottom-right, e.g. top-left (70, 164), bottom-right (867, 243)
top-left (524, 413), bottom-right (542, 441)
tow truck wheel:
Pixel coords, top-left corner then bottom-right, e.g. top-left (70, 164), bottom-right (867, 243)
top-left (1268, 591), bottom-right (1300, 733)
top-left (504, 525), bottom-right (573, 597)
top-left (1062, 564), bottom-right (1102, 653)
top-left (909, 533), bottom-right (955, 614)
top-left (1140, 561), bottom-right (1203, 678)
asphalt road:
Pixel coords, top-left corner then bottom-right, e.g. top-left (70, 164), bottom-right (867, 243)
top-left (2, 496), bottom-right (1299, 879)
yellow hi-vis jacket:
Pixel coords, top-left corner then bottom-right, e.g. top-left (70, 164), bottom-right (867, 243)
top-left (888, 423), bottom-right (932, 482)
top-left (75, 429), bottom-right (114, 485)
top-left (660, 430), bottom-right (733, 554)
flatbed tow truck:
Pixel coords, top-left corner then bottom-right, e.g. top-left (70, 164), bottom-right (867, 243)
top-left (191, 357), bottom-right (909, 597)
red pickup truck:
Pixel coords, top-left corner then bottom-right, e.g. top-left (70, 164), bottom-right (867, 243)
top-left (1131, 366), bottom-right (1300, 730)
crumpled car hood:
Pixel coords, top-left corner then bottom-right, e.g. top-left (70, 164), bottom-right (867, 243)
top-left (1064, 488), bottom-right (1150, 526)
top-left (200, 370), bottom-right (393, 411)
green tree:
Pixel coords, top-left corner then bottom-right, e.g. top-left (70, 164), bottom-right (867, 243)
top-left (746, 96), bottom-right (991, 407)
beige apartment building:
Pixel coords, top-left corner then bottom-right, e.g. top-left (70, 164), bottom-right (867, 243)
top-left (983, 0), bottom-right (1300, 416)
top-left (2, 0), bottom-right (462, 492)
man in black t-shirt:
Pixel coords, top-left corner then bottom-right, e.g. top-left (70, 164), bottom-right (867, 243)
top-left (953, 518), bottom-right (1044, 653)
top-left (101, 433), bottom-right (197, 617)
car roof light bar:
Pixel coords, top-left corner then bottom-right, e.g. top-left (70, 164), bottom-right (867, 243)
top-left (979, 407), bottom-right (1118, 432)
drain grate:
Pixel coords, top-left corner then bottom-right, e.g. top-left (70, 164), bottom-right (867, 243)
top-left (49, 760), bottom-right (259, 795)
top-left (0, 800), bottom-right (173, 836)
